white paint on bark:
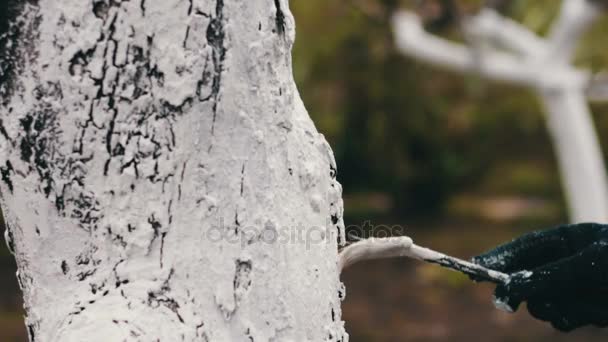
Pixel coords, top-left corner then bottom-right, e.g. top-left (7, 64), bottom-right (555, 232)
top-left (0, 0), bottom-right (347, 341)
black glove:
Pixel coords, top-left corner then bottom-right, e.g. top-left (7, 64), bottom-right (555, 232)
top-left (471, 222), bottom-right (608, 332)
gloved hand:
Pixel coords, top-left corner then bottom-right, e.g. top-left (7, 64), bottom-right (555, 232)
top-left (471, 222), bottom-right (608, 332)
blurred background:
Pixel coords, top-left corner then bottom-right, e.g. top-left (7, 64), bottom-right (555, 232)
top-left (3, 0), bottom-right (608, 340)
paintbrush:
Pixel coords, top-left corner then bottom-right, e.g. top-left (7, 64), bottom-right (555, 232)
top-left (339, 236), bottom-right (510, 284)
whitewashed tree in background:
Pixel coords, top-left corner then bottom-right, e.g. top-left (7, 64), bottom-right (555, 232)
top-left (0, 0), bottom-right (348, 340)
top-left (393, 0), bottom-right (608, 223)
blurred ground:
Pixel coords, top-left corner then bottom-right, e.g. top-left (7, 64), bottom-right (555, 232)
top-left (0, 243), bottom-right (24, 342)
top-left (338, 192), bottom-right (608, 341)
top-left (342, 218), bottom-right (608, 341)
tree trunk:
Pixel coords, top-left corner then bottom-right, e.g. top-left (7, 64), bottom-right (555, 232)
top-left (540, 88), bottom-right (608, 223)
top-left (0, 0), bottom-right (347, 341)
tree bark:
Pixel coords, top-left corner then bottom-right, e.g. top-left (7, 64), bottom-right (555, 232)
top-left (0, 0), bottom-right (347, 341)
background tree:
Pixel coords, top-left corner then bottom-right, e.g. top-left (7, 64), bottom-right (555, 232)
top-left (393, 0), bottom-right (608, 222)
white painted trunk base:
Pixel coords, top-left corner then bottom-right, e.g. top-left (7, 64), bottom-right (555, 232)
top-left (0, 0), bottom-right (347, 341)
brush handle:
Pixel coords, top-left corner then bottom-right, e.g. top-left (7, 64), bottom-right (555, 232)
top-left (407, 244), bottom-right (510, 284)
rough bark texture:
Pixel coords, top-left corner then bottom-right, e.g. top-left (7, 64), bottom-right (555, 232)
top-left (0, 0), bottom-right (347, 341)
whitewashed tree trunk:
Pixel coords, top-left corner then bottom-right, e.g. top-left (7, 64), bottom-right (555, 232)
top-left (539, 88), bottom-right (608, 223)
top-left (0, 0), bottom-right (347, 341)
